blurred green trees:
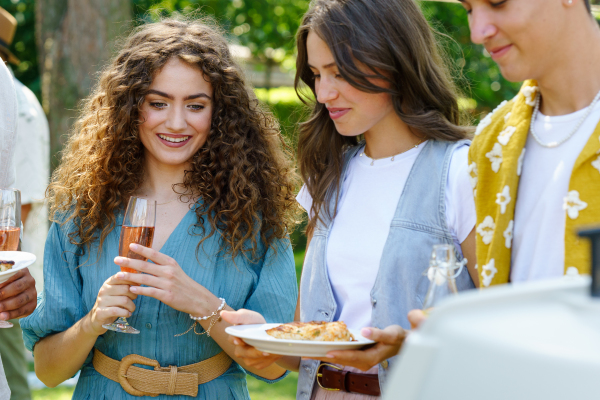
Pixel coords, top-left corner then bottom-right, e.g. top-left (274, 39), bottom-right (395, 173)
top-left (5, 1), bottom-right (598, 126)
top-left (0, 0), bottom-right (532, 118)
top-left (420, 2), bottom-right (522, 115)
top-left (133, 0), bottom-right (309, 86)
top-left (0, 0), bottom-right (38, 95)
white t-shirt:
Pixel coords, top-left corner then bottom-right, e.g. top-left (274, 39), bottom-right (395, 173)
top-left (12, 72), bottom-right (50, 292)
top-left (297, 142), bottom-right (476, 329)
top-left (511, 102), bottom-right (600, 283)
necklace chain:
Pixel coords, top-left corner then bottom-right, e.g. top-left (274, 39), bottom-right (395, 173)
top-left (156, 198), bottom-right (177, 206)
top-left (530, 89), bottom-right (600, 148)
top-left (360, 140), bottom-right (425, 166)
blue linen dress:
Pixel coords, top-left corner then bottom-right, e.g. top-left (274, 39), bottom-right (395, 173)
top-left (20, 206), bottom-right (298, 399)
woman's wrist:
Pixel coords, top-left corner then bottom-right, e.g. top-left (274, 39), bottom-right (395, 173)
top-left (190, 297), bottom-right (226, 321)
top-left (190, 292), bottom-right (222, 318)
top-left (82, 311), bottom-right (105, 338)
top-left (276, 356), bottom-right (301, 372)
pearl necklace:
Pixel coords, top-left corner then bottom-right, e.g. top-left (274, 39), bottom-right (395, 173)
top-left (530, 88), bottom-right (600, 148)
top-left (360, 140), bottom-right (425, 166)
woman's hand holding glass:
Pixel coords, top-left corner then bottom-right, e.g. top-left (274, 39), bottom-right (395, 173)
top-left (114, 244), bottom-right (219, 318)
top-left (87, 274), bottom-right (138, 335)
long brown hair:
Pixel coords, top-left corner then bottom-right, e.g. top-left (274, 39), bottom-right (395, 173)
top-left (48, 17), bottom-right (300, 261)
top-left (295, 0), bottom-right (471, 233)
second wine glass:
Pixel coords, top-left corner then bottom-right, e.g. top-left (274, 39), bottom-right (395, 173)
top-left (102, 196), bottom-right (156, 334)
top-left (422, 244), bottom-right (465, 312)
top-left (0, 188), bottom-right (21, 329)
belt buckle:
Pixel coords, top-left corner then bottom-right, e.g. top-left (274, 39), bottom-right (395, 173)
top-left (316, 363), bottom-right (343, 391)
top-left (118, 354), bottom-right (160, 397)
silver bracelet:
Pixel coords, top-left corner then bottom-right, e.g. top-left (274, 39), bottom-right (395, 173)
top-left (190, 298), bottom-right (226, 321)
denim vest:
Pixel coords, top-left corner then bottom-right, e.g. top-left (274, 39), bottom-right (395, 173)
top-left (296, 139), bottom-right (475, 399)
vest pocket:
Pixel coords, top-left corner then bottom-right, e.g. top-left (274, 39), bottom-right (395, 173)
top-left (390, 219), bottom-right (447, 238)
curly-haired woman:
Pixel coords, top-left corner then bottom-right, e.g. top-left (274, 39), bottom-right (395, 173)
top-left (224, 0), bottom-right (479, 398)
top-left (20, 18), bottom-right (299, 399)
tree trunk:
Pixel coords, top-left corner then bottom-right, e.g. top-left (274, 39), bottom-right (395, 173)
top-left (36, 0), bottom-right (131, 170)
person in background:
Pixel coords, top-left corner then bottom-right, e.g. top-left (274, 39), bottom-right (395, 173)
top-left (0, 9), bottom-right (50, 295)
top-left (0, 7), bottom-right (47, 400)
top-left (0, 39), bottom-right (38, 400)
top-left (408, 0), bottom-right (600, 328)
top-left (224, 0), bottom-right (479, 398)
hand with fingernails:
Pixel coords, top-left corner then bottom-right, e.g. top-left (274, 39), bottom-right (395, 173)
top-left (87, 274), bottom-right (138, 335)
top-left (113, 243), bottom-right (221, 318)
top-left (303, 325), bottom-right (407, 372)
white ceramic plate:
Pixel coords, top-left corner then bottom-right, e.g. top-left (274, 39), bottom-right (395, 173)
top-left (225, 323), bottom-right (375, 357)
top-left (0, 252), bottom-right (36, 284)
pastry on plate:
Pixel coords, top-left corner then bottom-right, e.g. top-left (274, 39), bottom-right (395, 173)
top-left (0, 260), bottom-right (15, 272)
top-left (266, 321), bottom-right (355, 342)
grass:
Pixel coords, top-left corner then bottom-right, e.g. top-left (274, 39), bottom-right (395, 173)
top-left (32, 387), bottom-right (74, 400)
top-left (247, 372), bottom-right (298, 400)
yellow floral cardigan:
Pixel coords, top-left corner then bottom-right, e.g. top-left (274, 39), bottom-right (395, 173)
top-left (468, 80), bottom-right (600, 287)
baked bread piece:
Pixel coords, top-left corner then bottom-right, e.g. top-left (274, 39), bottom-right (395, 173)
top-left (266, 321), bottom-right (355, 342)
top-left (0, 260), bottom-right (14, 272)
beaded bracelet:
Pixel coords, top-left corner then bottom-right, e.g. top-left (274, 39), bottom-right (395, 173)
top-left (190, 298), bottom-right (226, 321)
top-left (175, 298), bottom-right (227, 337)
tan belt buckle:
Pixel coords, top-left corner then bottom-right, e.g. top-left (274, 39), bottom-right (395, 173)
top-left (118, 354), bottom-right (160, 397)
top-left (316, 363), bottom-right (343, 391)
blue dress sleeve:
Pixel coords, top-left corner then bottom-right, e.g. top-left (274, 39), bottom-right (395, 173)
top-left (20, 221), bottom-right (87, 355)
top-left (243, 235), bottom-right (298, 383)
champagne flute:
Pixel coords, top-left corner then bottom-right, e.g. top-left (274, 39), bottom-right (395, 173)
top-left (422, 244), bottom-right (464, 312)
top-left (0, 188), bottom-right (21, 328)
top-left (103, 197), bottom-right (156, 334)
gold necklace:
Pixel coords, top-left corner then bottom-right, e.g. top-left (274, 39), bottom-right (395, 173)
top-left (135, 196), bottom-right (178, 206)
top-left (360, 139), bottom-right (425, 166)
top-left (156, 198), bottom-right (177, 206)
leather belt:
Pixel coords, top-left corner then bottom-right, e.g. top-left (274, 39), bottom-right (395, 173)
top-left (316, 363), bottom-right (381, 396)
top-left (92, 348), bottom-right (232, 397)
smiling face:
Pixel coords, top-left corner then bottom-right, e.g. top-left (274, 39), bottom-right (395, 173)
top-left (306, 30), bottom-right (397, 137)
top-left (138, 57), bottom-right (213, 169)
top-left (459, 0), bottom-right (570, 82)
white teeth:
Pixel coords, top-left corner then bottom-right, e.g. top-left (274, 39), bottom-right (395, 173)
top-left (158, 134), bottom-right (189, 143)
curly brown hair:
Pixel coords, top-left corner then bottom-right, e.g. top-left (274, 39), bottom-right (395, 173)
top-left (48, 17), bottom-right (300, 260)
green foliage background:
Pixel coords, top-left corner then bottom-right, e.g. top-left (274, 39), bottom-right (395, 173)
top-left (0, 0), bottom-right (38, 95)
top-left (1, 0), bottom-right (532, 116)
top-left (420, 2), bottom-right (523, 115)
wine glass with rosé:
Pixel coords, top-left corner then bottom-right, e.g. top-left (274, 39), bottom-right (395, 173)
top-left (103, 196), bottom-right (156, 334)
top-left (0, 188), bottom-right (21, 328)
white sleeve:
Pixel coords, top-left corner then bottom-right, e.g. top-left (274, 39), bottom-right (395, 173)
top-left (296, 184), bottom-right (313, 217)
top-left (445, 144), bottom-right (476, 247)
top-left (0, 62), bottom-right (17, 188)
top-left (14, 81), bottom-right (50, 204)
top-left (0, 354), bottom-right (9, 399)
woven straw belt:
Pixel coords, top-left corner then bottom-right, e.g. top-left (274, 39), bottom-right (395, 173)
top-left (93, 348), bottom-right (232, 397)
